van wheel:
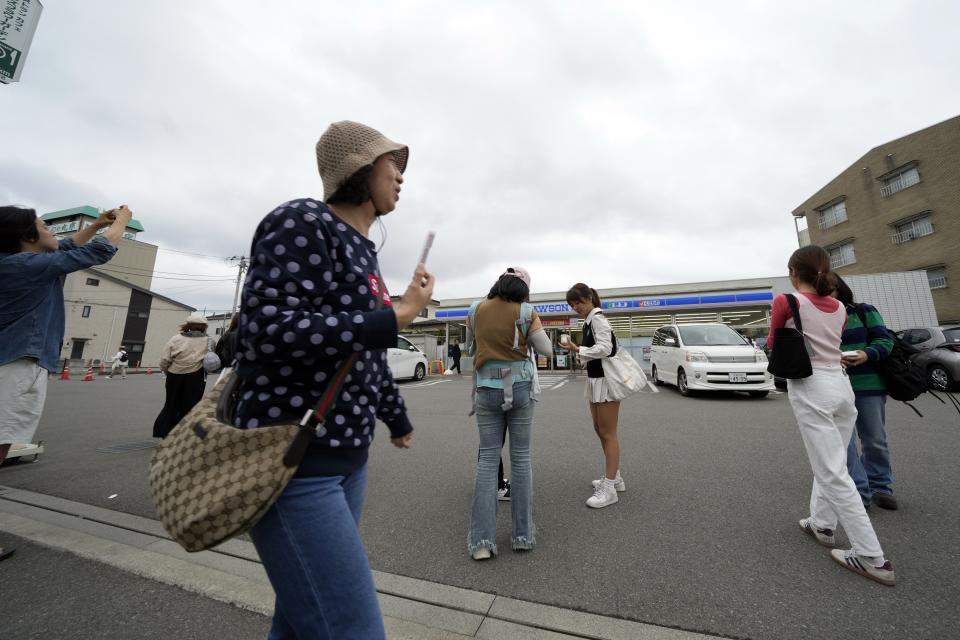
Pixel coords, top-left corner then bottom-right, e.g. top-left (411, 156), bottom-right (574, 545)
top-left (414, 363), bottom-right (426, 381)
top-left (748, 391), bottom-right (769, 398)
top-left (651, 365), bottom-right (663, 386)
top-left (928, 365), bottom-right (953, 391)
top-left (677, 368), bottom-right (693, 397)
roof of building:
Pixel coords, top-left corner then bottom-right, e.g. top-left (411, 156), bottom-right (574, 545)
top-left (42, 206), bottom-right (146, 232)
top-left (439, 275), bottom-right (784, 308)
top-left (85, 267), bottom-right (196, 312)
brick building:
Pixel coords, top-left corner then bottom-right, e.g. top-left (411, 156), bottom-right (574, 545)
top-left (791, 115), bottom-right (960, 323)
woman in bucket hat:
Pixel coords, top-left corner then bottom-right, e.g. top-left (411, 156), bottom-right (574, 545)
top-left (234, 122), bottom-right (434, 638)
top-left (152, 312), bottom-right (212, 438)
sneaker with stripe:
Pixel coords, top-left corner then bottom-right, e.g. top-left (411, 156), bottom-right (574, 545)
top-left (830, 549), bottom-right (896, 586)
top-left (799, 518), bottom-right (835, 547)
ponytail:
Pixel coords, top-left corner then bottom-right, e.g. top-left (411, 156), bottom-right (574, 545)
top-left (589, 287), bottom-right (601, 307)
top-left (814, 271), bottom-right (838, 297)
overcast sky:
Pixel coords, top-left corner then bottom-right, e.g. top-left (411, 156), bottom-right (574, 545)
top-left (2, 1), bottom-right (958, 312)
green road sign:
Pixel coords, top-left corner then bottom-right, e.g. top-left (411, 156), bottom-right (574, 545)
top-left (0, 41), bottom-right (23, 81)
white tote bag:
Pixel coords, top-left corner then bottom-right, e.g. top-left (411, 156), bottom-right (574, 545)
top-left (602, 349), bottom-right (647, 401)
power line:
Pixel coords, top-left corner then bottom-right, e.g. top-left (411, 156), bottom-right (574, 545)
top-left (156, 246), bottom-right (233, 260)
top-left (92, 264), bottom-right (237, 277)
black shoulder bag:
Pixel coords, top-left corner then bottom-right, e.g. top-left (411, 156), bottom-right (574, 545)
top-left (767, 294), bottom-right (812, 379)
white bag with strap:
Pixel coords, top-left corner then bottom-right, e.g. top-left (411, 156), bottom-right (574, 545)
top-left (602, 349), bottom-right (647, 401)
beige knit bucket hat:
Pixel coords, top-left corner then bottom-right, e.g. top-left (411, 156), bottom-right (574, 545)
top-left (316, 121), bottom-right (409, 201)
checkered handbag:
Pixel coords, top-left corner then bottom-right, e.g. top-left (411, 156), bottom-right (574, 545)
top-left (149, 358), bottom-right (358, 552)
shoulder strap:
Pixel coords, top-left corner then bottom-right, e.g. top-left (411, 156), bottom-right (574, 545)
top-left (301, 292), bottom-right (384, 428)
top-left (518, 302), bottom-right (533, 337)
top-left (786, 294), bottom-right (804, 335)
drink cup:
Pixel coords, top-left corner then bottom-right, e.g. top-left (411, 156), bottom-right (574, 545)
top-left (560, 333), bottom-right (570, 344)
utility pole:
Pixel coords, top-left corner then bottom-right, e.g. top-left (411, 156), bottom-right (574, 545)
top-left (227, 256), bottom-right (248, 321)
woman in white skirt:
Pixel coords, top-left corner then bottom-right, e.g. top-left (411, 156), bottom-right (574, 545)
top-left (560, 283), bottom-right (623, 508)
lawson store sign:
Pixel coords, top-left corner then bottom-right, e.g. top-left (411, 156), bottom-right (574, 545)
top-left (435, 290), bottom-right (774, 319)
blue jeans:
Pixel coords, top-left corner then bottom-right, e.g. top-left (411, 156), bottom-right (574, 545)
top-left (468, 381), bottom-right (535, 554)
top-left (249, 467), bottom-right (385, 640)
top-left (846, 394), bottom-right (894, 501)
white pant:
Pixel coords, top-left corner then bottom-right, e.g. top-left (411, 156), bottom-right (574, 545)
top-left (788, 368), bottom-right (883, 557)
top-left (110, 362), bottom-right (127, 377)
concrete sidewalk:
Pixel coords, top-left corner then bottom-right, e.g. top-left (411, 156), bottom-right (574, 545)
top-left (0, 485), bottom-right (722, 640)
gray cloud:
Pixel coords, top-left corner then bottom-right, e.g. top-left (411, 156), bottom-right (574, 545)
top-left (3, 0), bottom-right (958, 312)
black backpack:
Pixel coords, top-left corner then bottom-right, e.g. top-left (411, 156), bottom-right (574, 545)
top-left (854, 306), bottom-right (958, 417)
top-left (119, 352), bottom-right (128, 363)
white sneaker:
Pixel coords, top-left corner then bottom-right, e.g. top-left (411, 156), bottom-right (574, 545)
top-left (586, 481), bottom-right (619, 508)
top-left (472, 548), bottom-right (492, 561)
top-left (591, 473), bottom-right (625, 492)
top-left (830, 549), bottom-right (895, 586)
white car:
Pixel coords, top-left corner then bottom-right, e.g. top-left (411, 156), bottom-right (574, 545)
top-left (387, 335), bottom-right (428, 381)
top-left (650, 323), bottom-right (775, 397)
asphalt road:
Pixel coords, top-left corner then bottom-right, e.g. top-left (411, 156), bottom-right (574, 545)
top-left (2, 373), bottom-right (958, 640)
top-left (0, 535), bottom-right (271, 640)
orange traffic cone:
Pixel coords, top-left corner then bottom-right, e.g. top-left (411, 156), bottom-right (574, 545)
top-left (146, 367), bottom-right (153, 375)
top-left (60, 365), bottom-right (70, 380)
top-left (82, 367), bottom-right (94, 382)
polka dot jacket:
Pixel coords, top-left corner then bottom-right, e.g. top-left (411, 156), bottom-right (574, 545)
top-left (233, 198), bottom-right (412, 476)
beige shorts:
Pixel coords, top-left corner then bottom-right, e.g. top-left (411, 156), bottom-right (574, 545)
top-left (0, 358), bottom-right (48, 445)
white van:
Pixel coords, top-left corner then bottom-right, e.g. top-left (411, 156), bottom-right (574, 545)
top-left (388, 335), bottom-right (428, 381)
top-left (650, 323), bottom-right (774, 397)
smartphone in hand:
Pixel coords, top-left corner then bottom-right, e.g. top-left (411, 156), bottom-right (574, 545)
top-left (419, 231), bottom-right (435, 266)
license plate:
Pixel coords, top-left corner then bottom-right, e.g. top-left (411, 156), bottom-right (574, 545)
top-left (729, 373), bottom-right (749, 383)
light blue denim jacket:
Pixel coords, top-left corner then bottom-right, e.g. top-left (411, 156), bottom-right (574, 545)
top-left (0, 236), bottom-right (117, 371)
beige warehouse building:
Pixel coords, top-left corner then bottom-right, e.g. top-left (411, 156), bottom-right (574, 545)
top-left (42, 206), bottom-right (195, 370)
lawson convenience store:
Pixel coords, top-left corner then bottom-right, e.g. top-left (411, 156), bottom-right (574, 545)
top-left (407, 276), bottom-right (792, 369)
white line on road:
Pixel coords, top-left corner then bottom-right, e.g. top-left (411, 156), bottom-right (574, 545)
top-left (646, 381), bottom-right (660, 393)
top-left (405, 380), bottom-right (444, 389)
top-left (551, 379), bottom-right (569, 390)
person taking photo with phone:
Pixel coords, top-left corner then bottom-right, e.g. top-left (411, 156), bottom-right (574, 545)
top-left (0, 204), bottom-right (133, 562)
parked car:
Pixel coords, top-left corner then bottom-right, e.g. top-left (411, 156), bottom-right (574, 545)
top-left (899, 326), bottom-right (960, 391)
top-left (388, 335), bottom-right (428, 381)
top-left (650, 323), bottom-right (775, 397)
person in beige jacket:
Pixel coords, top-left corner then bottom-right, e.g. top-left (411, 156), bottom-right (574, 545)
top-left (152, 312), bottom-right (212, 438)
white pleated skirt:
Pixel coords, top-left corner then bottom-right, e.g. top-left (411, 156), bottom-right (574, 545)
top-left (584, 376), bottom-right (612, 403)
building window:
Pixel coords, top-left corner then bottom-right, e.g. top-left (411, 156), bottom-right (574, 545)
top-left (81, 305), bottom-right (91, 318)
top-left (880, 165), bottom-right (920, 197)
top-left (817, 200), bottom-right (848, 230)
top-left (828, 241), bottom-right (856, 269)
top-left (85, 278), bottom-right (100, 286)
top-left (926, 267), bottom-right (947, 289)
top-left (892, 213), bottom-right (934, 244)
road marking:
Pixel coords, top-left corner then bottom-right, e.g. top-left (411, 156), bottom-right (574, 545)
top-left (551, 379), bottom-right (569, 390)
top-left (646, 381), bottom-right (660, 393)
top-left (405, 380), bottom-right (445, 389)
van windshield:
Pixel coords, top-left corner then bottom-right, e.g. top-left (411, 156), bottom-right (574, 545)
top-left (678, 325), bottom-right (749, 347)
top-left (943, 328), bottom-right (960, 343)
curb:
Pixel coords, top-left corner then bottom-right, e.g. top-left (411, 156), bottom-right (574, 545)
top-left (0, 486), bottom-right (724, 640)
